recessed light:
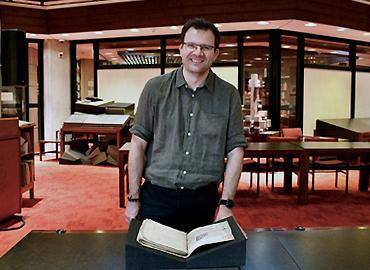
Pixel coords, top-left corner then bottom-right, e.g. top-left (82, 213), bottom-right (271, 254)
top-left (254, 57), bottom-right (263, 60)
top-left (282, 45), bottom-right (291, 49)
top-left (94, 31), bottom-right (104, 35)
top-left (257, 21), bottom-right (270, 25)
top-left (173, 54), bottom-right (181, 57)
top-left (130, 28), bottom-right (140, 32)
top-left (336, 27), bottom-right (347, 32)
top-left (225, 43), bottom-right (236, 47)
top-left (307, 48), bottom-right (317, 52)
top-left (304, 22), bottom-right (317, 27)
top-left (221, 52), bottom-right (230, 55)
top-left (169, 26), bottom-right (179, 30)
top-left (214, 24), bottom-right (223, 28)
top-left (127, 48), bottom-right (135, 51)
top-left (363, 32), bottom-right (370, 36)
top-left (245, 63), bottom-right (252, 67)
top-left (61, 33), bottom-right (70, 37)
top-left (245, 36), bottom-right (251, 39)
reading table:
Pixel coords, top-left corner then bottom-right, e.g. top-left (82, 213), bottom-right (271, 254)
top-left (1, 228), bottom-right (369, 269)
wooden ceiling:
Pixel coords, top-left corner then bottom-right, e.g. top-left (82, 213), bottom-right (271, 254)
top-left (0, 0), bottom-right (369, 35)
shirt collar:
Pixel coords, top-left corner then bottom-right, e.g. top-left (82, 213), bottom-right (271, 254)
top-left (175, 66), bottom-right (215, 92)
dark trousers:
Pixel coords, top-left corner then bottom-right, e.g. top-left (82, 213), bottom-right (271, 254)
top-left (139, 181), bottom-right (219, 232)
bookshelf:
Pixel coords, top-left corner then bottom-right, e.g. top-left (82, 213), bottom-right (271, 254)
top-left (19, 120), bottom-right (36, 199)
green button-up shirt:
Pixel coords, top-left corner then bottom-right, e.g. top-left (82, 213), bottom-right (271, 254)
top-left (130, 66), bottom-right (247, 190)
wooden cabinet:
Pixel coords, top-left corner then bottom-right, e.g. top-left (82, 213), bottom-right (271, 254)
top-left (0, 118), bottom-right (21, 221)
top-left (19, 120), bottom-right (36, 199)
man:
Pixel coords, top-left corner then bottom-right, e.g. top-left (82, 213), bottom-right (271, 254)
top-left (125, 18), bottom-right (247, 232)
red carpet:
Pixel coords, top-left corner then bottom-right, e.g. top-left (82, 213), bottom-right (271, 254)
top-left (1, 157), bottom-right (369, 257)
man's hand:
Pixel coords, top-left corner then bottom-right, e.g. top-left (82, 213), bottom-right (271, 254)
top-left (125, 201), bottom-right (140, 224)
top-left (215, 205), bottom-right (233, 221)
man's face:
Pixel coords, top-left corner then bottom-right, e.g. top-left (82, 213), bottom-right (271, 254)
top-left (179, 27), bottom-right (219, 75)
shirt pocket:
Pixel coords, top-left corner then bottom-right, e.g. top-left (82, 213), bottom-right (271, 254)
top-left (197, 112), bottom-right (227, 154)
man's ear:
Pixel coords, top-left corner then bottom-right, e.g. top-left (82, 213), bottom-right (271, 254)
top-left (213, 48), bottom-right (220, 61)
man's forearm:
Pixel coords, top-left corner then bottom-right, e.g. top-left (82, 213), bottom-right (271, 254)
top-left (221, 147), bottom-right (244, 200)
top-left (128, 135), bottom-right (147, 198)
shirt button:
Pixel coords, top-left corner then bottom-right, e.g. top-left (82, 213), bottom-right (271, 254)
top-left (190, 113), bottom-right (193, 117)
top-left (185, 85), bottom-right (188, 88)
top-left (183, 170), bottom-right (187, 175)
top-left (185, 151), bottom-right (189, 155)
top-left (191, 94), bottom-right (195, 98)
top-left (187, 132), bottom-right (191, 136)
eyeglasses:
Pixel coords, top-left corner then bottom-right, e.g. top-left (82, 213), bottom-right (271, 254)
top-left (182, 42), bottom-right (215, 52)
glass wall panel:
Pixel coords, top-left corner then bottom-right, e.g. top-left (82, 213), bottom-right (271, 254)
top-left (304, 38), bottom-right (349, 67)
top-left (28, 42), bottom-right (40, 144)
top-left (98, 69), bottom-right (160, 111)
top-left (243, 34), bottom-right (270, 131)
top-left (303, 68), bottom-right (351, 135)
top-left (355, 71), bottom-right (370, 117)
top-left (215, 35), bottom-right (238, 65)
top-left (76, 43), bottom-right (94, 100)
top-left (356, 45), bottom-right (370, 68)
top-left (166, 37), bottom-right (182, 68)
top-left (99, 39), bottom-right (161, 67)
top-left (281, 35), bottom-right (297, 128)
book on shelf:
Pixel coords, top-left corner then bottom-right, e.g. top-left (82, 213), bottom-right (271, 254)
top-left (136, 219), bottom-right (235, 258)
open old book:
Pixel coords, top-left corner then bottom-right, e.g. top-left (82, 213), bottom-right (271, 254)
top-left (136, 219), bottom-right (235, 258)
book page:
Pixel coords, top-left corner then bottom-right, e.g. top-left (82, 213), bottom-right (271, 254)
top-left (137, 219), bottom-right (188, 257)
top-left (186, 220), bottom-right (234, 257)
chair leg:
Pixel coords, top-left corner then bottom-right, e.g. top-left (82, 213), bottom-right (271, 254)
top-left (265, 158), bottom-right (269, 186)
top-left (271, 170), bottom-right (275, 192)
top-left (345, 170), bottom-right (349, 194)
top-left (39, 143), bottom-right (43, 161)
top-left (311, 169), bottom-right (315, 192)
top-left (257, 172), bottom-right (260, 196)
top-left (249, 172), bottom-right (253, 188)
top-left (335, 170), bottom-right (339, 188)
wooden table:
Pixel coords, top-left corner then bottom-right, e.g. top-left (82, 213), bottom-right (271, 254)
top-left (292, 141), bottom-right (370, 193)
top-left (60, 114), bottom-right (130, 156)
top-left (119, 142), bottom-right (131, 207)
top-left (245, 142), bottom-right (306, 202)
top-left (316, 118), bottom-right (370, 141)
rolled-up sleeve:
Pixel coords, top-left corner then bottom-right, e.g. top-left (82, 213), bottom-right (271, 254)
top-left (226, 89), bottom-right (247, 153)
top-left (129, 79), bottom-right (155, 142)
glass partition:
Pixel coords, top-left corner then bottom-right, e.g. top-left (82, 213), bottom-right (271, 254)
top-left (215, 35), bottom-right (238, 65)
top-left (99, 39), bottom-right (161, 67)
top-left (356, 45), bottom-right (370, 69)
top-left (243, 34), bottom-right (270, 132)
top-left (304, 38), bottom-right (349, 67)
top-left (280, 35), bottom-right (297, 128)
top-left (76, 43), bottom-right (94, 100)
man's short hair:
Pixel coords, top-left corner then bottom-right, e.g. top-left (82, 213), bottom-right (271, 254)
top-left (181, 18), bottom-right (221, 49)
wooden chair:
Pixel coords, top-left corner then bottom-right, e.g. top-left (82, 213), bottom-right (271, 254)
top-left (266, 136), bottom-right (300, 191)
top-left (304, 136), bottom-right (349, 193)
top-left (39, 130), bottom-right (60, 161)
top-left (282, 128), bottom-right (302, 140)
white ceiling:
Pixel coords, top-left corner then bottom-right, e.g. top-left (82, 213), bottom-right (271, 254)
top-left (28, 19), bottom-right (370, 43)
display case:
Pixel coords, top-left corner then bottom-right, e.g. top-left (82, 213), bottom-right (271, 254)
top-left (0, 85), bottom-right (26, 120)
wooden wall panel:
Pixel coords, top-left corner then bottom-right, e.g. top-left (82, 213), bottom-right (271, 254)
top-left (0, 0), bottom-right (368, 34)
top-left (0, 6), bottom-right (47, 33)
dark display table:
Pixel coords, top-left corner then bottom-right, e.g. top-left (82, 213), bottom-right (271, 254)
top-left (1, 228), bottom-right (369, 270)
top-left (316, 118), bottom-right (370, 141)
